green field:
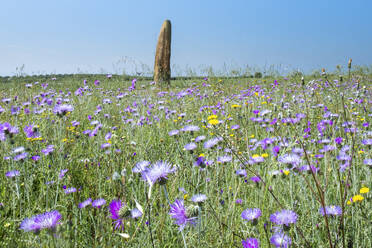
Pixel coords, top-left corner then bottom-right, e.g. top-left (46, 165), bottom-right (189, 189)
top-left (0, 72), bottom-right (371, 247)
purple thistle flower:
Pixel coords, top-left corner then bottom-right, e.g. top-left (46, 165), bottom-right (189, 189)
top-left (5, 170), bottom-right (20, 178)
top-left (249, 156), bottom-right (264, 164)
top-left (12, 146), bottom-right (25, 154)
top-left (272, 146), bottom-right (280, 157)
top-left (31, 155), bottom-right (40, 161)
top-left (319, 205), bottom-right (342, 216)
top-left (92, 198), bottom-right (106, 208)
top-left (2, 98), bottom-right (11, 103)
top-left (191, 194), bottom-right (207, 203)
top-left (181, 125), bottom-right (200, 132)
top-left (127, 78), bottom-right (137, 91)
top-left (11, 106), bottom-right (20, 115)
top-left (59, 169), bottom-right (68, 179)
top-left (64, 187), bottom-right (77, 194)
top-left (270, 232), bottom-right (291, 248)
top-left (270, 210), bottom-right (297, 226)
top-left (14, 152), bottom-right (28, 161)
top-left (41, 145), bottom-right (54, 156)
top-left (168, 130), bottom-right (179, 136)
top-left (231, 124), bottom-right (240, 130)
top-left (194, 135), bottom-right (206, 142)
top-left (319, 145), bottom-right (335, 153)
top-left (236, 169), bottom-right (247, 177)
top-left (100, 143), bottom-right (111, 149)
top-left (339, 162), bottom-right (350, 172)
top-left (218, 155), bottom-right (232, 163)
top-left (184, 142), bottom-right (197, 151)
top-left (337, 152), bottom-right (351, 161)
top-left (194, 156), bottom-right (206, 168)
top-left (53, 104), bottom-right (74, 116)
top-left (335, 137), bottom-right (343, 145)
top-left (250, 176), bottom-right (261, 183)
top-left (71, 120), bottom-right (80, 126)
top-left (78, 198), bottom-right (92, 209)
top-left (204, 137), bottom-right (222, 149)
top-left (361, 139), bottom-right (372, 146)
top-left (131, 208), bottom-right (143, 219)
top-left (141, 161), bottom-right (177, 186)
top-left (278, 153), bottom-right (302, 166)
top-left (20, 210), bottom-right (62, 232)
top-left (169, 199), bottom-right (196, 231)
top-left (132, 161), bottom-right (151, 174)
top-left (364, 158), bottom-right (372, 166)
top-left (241, 208), bottom-right (262, 223)
top-left (20, 218), bottom-right (38, 232)
top-left (105, 132), bottom-right (112, 141)
top-left (109, 199), bottom-right (127, 230)
top-left (24, 124), bottom-right (39, 138)
top-left (242, 238), bottom-right (259, 248)
top-left (298, 165), bottom-right (319, 174)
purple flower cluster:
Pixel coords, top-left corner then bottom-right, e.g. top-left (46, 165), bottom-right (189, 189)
top-left (141, 161), bottom-right (177, 186)
top-left (319, 205), bottom-right (342, 216)
top-left (20, 210), bottom-right (62, 232)
top-left (270, 209), bottom-right (297, 226)
top-left (242, 238), bottom-right (259, 248)
top-left (241, 208), bottom-right (262, 223)
top-left (169, 199), bottom-right (196, 231)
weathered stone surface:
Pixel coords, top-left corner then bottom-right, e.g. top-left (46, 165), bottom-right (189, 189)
top-left (154, 20), bottom-right (171, 85)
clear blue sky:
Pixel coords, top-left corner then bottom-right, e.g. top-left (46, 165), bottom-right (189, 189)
top-left (1, 0), bottom-right (371, 76)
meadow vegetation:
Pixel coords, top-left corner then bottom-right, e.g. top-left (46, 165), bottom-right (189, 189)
top-left (0, 66), bottom-right (371, 247)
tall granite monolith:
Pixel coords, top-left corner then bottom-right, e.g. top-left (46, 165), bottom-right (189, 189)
top-left (154, 20), bottom-right (171, 85)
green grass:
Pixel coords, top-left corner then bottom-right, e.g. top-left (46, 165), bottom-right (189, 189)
top-left (0, 73), bottom-right (371, 247)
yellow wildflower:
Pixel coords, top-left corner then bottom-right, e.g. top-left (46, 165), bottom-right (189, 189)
top-left (208, 115), bottom-right (218, 120)
top-left (283, 170), bottom-right (290, 176)
top-left (208, 119), bottom-right (219, 125)
top-left (360, 187), bottom-right (369, 194)
top-left (352, 195), bottom-right (364, 202)
top-left (183, 194), bottom-right (189, 200)
top-left (261, 153), bottom-right (269, 158)
top-left (231, 104), bottom-right (241, 108)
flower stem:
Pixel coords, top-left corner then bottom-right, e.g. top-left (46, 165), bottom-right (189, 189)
top-left (163, 184), bottom-right (170, 205)
top-left (181, 230), bottom-right (188, 248)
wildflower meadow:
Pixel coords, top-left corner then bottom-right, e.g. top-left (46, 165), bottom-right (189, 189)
top-left (0, 68), bottom-right (371, 247)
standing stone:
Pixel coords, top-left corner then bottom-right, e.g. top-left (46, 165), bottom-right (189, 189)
top-left (154, 20), bottom-right (171, 85)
